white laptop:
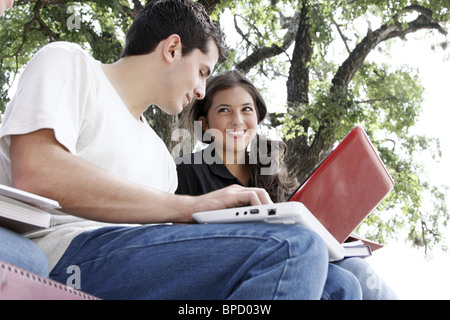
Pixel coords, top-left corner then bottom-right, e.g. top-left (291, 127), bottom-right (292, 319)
top-left (193, 202), bottom-right (345, 261)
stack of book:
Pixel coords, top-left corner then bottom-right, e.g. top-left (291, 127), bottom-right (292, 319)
top-left (343, 232), bottom-right (384, 258)
top-left (0, 184), bottom-right (59, 235)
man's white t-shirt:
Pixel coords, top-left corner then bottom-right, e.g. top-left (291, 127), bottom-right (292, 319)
top-left (0, 42), bottom-right (178, 270)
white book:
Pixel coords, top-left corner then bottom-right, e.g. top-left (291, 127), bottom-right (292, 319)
top-left (0, 184), bottom-right (59, 234)
top-left (342, 240), bottom-right (372, 258)
top-left (0, 184), bottom-right (60, 210)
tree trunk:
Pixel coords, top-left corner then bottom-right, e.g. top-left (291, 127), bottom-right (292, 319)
top-left (284, 2), bottom-right (334, 183)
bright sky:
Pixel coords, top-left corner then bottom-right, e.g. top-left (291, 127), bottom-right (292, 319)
top-left (369, 241), bottom-right (450, 299)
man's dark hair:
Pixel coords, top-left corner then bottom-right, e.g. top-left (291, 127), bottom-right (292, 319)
top-left (121, 0), bottom-right (228, 63)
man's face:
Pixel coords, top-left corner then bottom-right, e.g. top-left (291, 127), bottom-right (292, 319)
top-left (0, 0), bottom-right (14, 16)
top-left (159, 39), bottom-right (219, 116)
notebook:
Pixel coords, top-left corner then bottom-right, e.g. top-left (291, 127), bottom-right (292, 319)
top-left (287, 126), bottom-right (394, 243)
top-left (0, 184), bottom-right (59, 234)
top-left (193, 126), bottom-right (394, 260)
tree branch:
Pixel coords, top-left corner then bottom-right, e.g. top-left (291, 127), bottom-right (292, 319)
top-left (331, 16), bottom-right (351, 54)
top-left (196, 0), bottom-right (223, 15)
top-left (4, 0), bottom-right (44, 61)
top-left (332, 4), bottom-right (447, 89)
top-left (233, 14), bottom-right (255, 51)
top-left (235, 11), bottom-right (301, 73)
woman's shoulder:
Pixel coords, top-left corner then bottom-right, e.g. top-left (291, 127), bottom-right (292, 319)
top-left (174, 150), bottom-right (202, 166)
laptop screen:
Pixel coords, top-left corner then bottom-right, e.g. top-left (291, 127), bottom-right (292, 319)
top-left (288, 127), bottom-right (394, 243)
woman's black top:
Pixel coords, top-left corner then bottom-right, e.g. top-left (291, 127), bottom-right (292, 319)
top-left (175, 145), bottom-right (252, 196)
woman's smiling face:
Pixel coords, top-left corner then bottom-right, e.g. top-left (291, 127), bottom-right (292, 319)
top-left (201, 85), bottom-right (259, 158)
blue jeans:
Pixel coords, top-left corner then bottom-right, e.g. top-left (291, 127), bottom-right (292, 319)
top-left (0, 226), bottom-right (49, 276)
top-left (50, 223), bottom-right (361, 300)
top-left (334, 258), bottom-right (397, 299)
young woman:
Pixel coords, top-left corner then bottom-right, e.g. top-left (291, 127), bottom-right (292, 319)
top-left (176, 69), bottom-right (397, 300)
top-left (176, 69), bottom-right (297, 203)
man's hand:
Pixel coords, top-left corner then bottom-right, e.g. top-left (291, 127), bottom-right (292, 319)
top-left (192, 184), bottom-right (273, 216)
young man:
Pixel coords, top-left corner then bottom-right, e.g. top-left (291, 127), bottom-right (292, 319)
top-left (0, 0), bottom-right (358, 299)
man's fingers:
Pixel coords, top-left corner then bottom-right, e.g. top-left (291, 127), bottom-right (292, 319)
top-left (194, 185), bottom-right (274, 217)
top-left (245, 187), bottom-right (273, 205)
top-left (225, 185), bottom-right (273, 206)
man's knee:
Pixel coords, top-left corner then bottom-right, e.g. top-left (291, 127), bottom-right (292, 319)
top-left (273, 224), bottom-right (329, 264)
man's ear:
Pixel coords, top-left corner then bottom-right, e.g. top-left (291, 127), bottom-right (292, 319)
top-left (162, 34), bottom-right (182, 63)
